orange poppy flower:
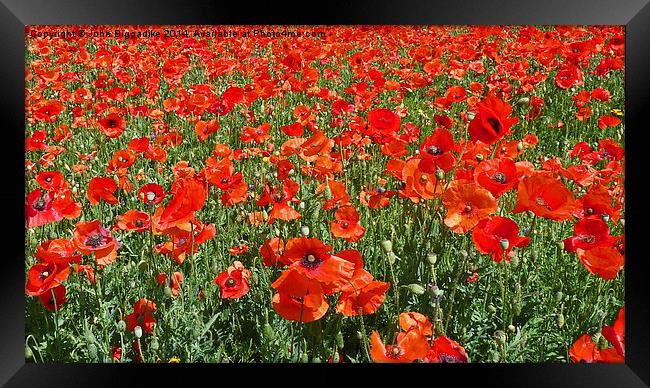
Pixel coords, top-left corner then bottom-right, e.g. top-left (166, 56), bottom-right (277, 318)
top-left (214, 266), bottom-right (250, 299)
top-left (35, 171), bottom-right (68, 192)
top-left (443, 180), bottom-right (497, 234)
top-left (369, 330), bottom-right (429, 363)
top-left (400, 157), bottom-right (442, 203)
top-left (271, 270), bottom-right (329, 323)
top-left (158, 178), bottom-right (206, 230)
top-left (260, 237), bottom-right (288, 266)
top-left (399, 312), bottom-right (433, 337)
top-left (569, 334), bottom-right (600, 362)
top-left (72, 220), bottom-right (119, 266)
top-left (512, 173), bottom-right (575, 221)
top-left (124, 298), bottom-right (157, 334)
top-left (35, 239), bottom-right (81, 265)
top-left (602, 306), bottom-right (625, 358)
top-left (256, 179), bottom-right (301, 224)
top-left (156, 272), bottom-right (183, 298)
top-left (97, 113), bottom-right (126, 138)
top-left (474, 157), bottom-right (519, 198)
top-left (114, 209), bottom-right (151, 232)
top-left (472, 216), bottom-right (530, 263)
top-left (315, 179), bottom-right (350, 210)
top-left (241, 123), bottom-right (271, 144)
top-left (576, 247), bottom-right (624, 280)
top-left (331, 206), bottom-right (365, 242)
top-left (87, 177), bottom-right (119, 205)
top-left (155, 222), bottom-right (216, 265)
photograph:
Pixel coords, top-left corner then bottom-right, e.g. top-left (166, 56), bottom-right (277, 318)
top-left (23, 24), bottom-right (626, 364)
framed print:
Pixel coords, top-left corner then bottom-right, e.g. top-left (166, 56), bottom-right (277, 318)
top-left (2, 0), bottom-right (649, 386)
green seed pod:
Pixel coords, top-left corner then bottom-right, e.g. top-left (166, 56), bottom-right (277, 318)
top-left (387, 252), bottom-right (396, 265)
top-left (435, 169), bottom-right (445, 180)
top-left (87, 343), bottom-right (97, 359)
top-left (137, 260), bottom-right (148, 273)
top-left (466, 111), bottom-right (477, 121)
top-left (164, 286), bottom-right (172, 298)
top-left (557, 313), bottom-right (565, 328)
top-left (508, 324), bottom-right (516, 332)
top-left (513, 300), bottom-right (522, 317)
top-left (516, 97), bottom-right (530, 107)
top-left (312, 356), bottom-right (322, 363)
top-left (476, 153), bottom-right (484, 162)
top-left (380, 240), bottom-right (393, 254)
top-left (499, 239), bottom-right (510, 251)
top-left (300, 353), bottom-right (309, 363)
top-left (324, 181), bottom-right (332, 200)
top-left (432, 287), bottom-right (444, 298)
top-left (262, 210), bottom-right (269, 221)
top-left (333, 352), bottom-right (340, 363)
top-left (262, 323), bottom-right (276, 341)
top-left (404, 284), bottom-right (426, 295)
top-left (134, 326), bottom-right (143, 339)
top-left (555, 291), bottom-right (564, 302)
top-left (426, 252), bottom-right (438, 265)
top-left (487, 304), bottom-right (497, 313)
top-left (517, 141), bottom-right (524, 152)
top-left (300, 225), bottom-right (310, 237)
top-left (556, 240), bottom-right (564, 250)
top-left (25, 345), bottom-right (34, 360)
top-left (117, 320), bottom-right (126, 333)
top-left (336, 332), bottom-right (344, 349)
top-left (459, 250), bottom-right (468, 260)
top-left (151, 337), bottom-right (160, 351)
top-left (85, 330), bottom-right (97, 344)
top-left (48, 230), bottom-right (58, 240)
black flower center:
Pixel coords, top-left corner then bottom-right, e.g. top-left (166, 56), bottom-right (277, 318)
top-left (463, 204), bottom-right (473, 214)
top-left (225, 278), bottom-right (237, 288)
top-left (386, 346), bottom-right (402, 359)
top-left (85, 233), bottom-right (104, 248)
top-left (273, 193), bottom-right (286, 203)
top-left (438, 353), bottom-right (459, 363)
top-left (427, 145), bottom-right (443, 156)
top-left (135, 219), bottom-right (144, 227)
top-left (581, 235), bottom-right (595, 243)
top-left (487, 117), bottom-right (502, 133)
top-left (44, 176), bottom-right (53, 183)
top-left (107, 118), bottom-right (118, 128)
top-left (33, 198), bottom-right (47, 211)
top-left (301, 253), bottom-right (322, 269)
top-left (492, 172), bottom-right (507, 184)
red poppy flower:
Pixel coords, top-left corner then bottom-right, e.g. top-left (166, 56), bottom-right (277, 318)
top-left (138, 183), bottom-right (166, 205)
top-left (98, 113), bottom-right (126, 138)
top-left (155, 222), bottom-right (216, 265)
top-left (228, 244), bottom-right (250, 256)
top-left (443, 181), bottom-right (498, 234)
top-left (602, 306), bottom-right (625, 358)
top-left (72, 220), bottom-right (119, 266)
top-left (468, 96), bottom-right (518, 145)
top-left (114, 209), bottom-right (151, 232)
top-left (35, 171), bottom-right (68, 192)
top-left (124, 298), bottom-right (157, 334)
top-left (576, 247), bottom-right (624, 280)
top-left (426, 336), bottom-right (469, 363)
top-left (336, 278), bottom-right (390, 316)
top-left (26, 188), bottom-right (63, 228)
top-left (370, 330), bottom-right (429, 363)
top-left (26, 262), bottom-right (70, 296)
top-left (399, 312), bottom-right (433, 337)
top-left (158, 178), bottom-right (206, 230)
top-left (512, 173), bottom-right (575, 221)
top-left (331, 206), bottom-right (366, 242)
top-left (241, 123), bottom-right (271, 144)
top-left (400, 157), bottom-right (442, 203)
top-left (260, 237), bottom-right (288, 266)
top-left (35, 239), bottom-right (81, 265)
top-left (368, 108), bottom-right (401, 133)
top-left (418, 128), bottom-right (457, 172)
top-left (315, 179), bottom-right (350, 210)
top-left (474, 158), bottom-right (519, 198)
top-left (272, 269), bottom-right (329, 322)
top-left (555, 64), bottom-right (584, 89)
top-left (39, 285), bottom-right (67, 311)
top-left (472, 216), bottom-right (530, 263)
top-left (87, 177), bottom-right (119, 205)
top-left (360, 185), bottom-right (395, 209)
top-left (278, 237), bottom-right (354, 290)
top-left (569, 334), bottom-right (600, 363)
top-left (214, 266), bottom-right (250, 299)
top-left (563, 218), bottom-right (616, 253)
top-left (156, 272), bottom-right (183, 298)
top-left (256, 179), bottom-right (301, 224)
top-left (598, 115), bottom-right (621, 130)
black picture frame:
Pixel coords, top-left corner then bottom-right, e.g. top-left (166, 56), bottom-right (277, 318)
top-left (2, 0), bottom-right (648, 386)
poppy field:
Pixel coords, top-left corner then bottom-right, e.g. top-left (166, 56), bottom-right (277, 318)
top-left (25, 25), bottom-right (625, 363)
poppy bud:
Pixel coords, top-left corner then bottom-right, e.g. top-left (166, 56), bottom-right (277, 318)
top-left (312, 357), bottom-right (322, 363)
top-left (151, 337), bottom-right (160, 351)
top-left (435, 169), bottom-right (445, 180)
top-left (300, 225), bottom-right (310, 236)
top-left (336, 332), bottom-right (344, 349)
top-left (300, 353), bottom-right (309, 363)
top-left (25, 345), bottom-right (34, 360)
top-left (556, 241), bottom-right (564, 250)
top-left (508, 324), bottom-right (516, 332)
top-left (380, 240), bottom-right (393, 254)
top-left (386, 252), bottom-right (396, 265)
top-left (404, 284), bottom-right (426, 295)
top-left (517, 142), bottom-right (523, 152)
top-left (146, 191), bottom-right (156, 202)
top-left (620, 218), bottom-right (625, 227)
top-left (263, 323), bottom-right (276, 341)
top-left (555, 291), bottom-right (563, 302)
top-left (324, 183), bottom-right (332, 201)
top-left (333, 352), bottom-right (341, 363)
top-left (137, 260), bottom-right (148, 273)
top-left (466, 111), bottom-right (477, 121)
top-left (601, 213), bottom-right (610, 222)
top-left (513, 299), bottom-right (522, 317)
top-left (87, 343), bottom-right (97, 360)
top-left (262, 210), bottom-right (269, 221)
top-left (355, 331), bottom-right (363, 341)
top-left (487, 304), bottom-right (497, 313)
top-left (134, 326), bottom-right (143, 339)
top-left (493, 330), bottom-right (506, 345)
top-left (72, 185), bottom-right (79, 194)
top-left (129, 280), bottom-right (136, 289)
top-left (490, 349), bottom-right (500, 362)
top-left (499, 239), bottom-right (510, 251)
top-left (433, 287), bottom-right (444, 298)
top-left (164, 286), bottom-right (172, 298)
top-left (117, 320), bottom-right (126, 333)
top-left (426, 252), bottom-right (437, 265)
top-left (459, 250), bottom-right (468, 260)
top-left (597, 333), bottom-right (609, 349)
top-left (531, 251), bottom-right (538, 262)
top-left (557, 313), bottom-right (565, 328)
top-left (510, 254), bottom-right (519, 268)
top-left (85, 330), bottom-right (97, 344)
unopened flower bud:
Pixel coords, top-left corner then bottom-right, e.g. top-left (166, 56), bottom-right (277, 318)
top-left (555, 291), bottom-right (563, 302)
top-left (151, 337), bottom-right (160, 351)
top-left (298, 201), bottom-right (305, 210)
top-left (516, 97), bottom-right (530, 107)
top-left (557, 313), bottom-right (565, 328)
top-left (300, 225), bottom-right (310, 237)
top-left (404, 284), bottom-right (426, 295)
top-left (426, 252), bottom-right (437, 265)
top-left (134, 326), bottom-right (143, 339)
top-left (508, 324), bottom-right (516, 332)
top-left (336, 332), bottom-right (344, 349)
top-left (311, 356), bottom-right (322, 363)
top-left (146, 191), bottom-right (156, 202)
top-left (25, 345), bottom-right (34, 360)
top-left (380, 240), bottom-right (393, 254)
top-left (435, 169), bottom-right (445, 180)
top-left (467, 111), bottom-right (477, 121)
top-left (87, 343), bottom-right (97, 359)
top-left (164, 286), bottom-right (172, 298)
top-left (493, 330), bottom-right (506, 345)
top-left (137, 260), bottom-right (148, 273)
top-left (300, 353), bottom-right (309, 363)
top-left (487, 304), bottom-right (497, 313)
top-left (517, 142), bottom-right (524, 151)
top-left (263, 323), bottom-right (276, 341)
top-left (117, 320), bottom-right (126, 333)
